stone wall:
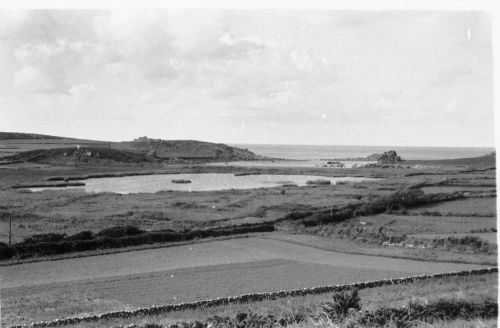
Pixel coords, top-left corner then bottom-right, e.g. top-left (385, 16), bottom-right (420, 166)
top-left (9, 267), bottom-right (497, 328)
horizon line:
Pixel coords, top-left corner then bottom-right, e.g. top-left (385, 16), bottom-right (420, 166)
top-left (1, 131), bottom-right (495, 149)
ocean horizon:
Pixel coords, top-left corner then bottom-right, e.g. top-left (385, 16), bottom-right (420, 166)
top-left (231, 144), bottom-right (495, 161)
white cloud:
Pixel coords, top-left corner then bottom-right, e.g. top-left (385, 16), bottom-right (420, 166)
top-left (0, 10), bottom-right (494, 147)
top-left (13, 66), bottom-right (54, 92)
top-left (70, 83), bottom-right (96, 101)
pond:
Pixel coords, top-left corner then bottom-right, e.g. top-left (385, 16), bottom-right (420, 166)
top-left (207, 160), bottom-right (376, 169)
top-left (30, 173), bottom-right (375, 194)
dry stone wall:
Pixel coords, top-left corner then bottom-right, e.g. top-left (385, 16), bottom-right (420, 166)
top-left (9, 267), bottom-right (497, 328)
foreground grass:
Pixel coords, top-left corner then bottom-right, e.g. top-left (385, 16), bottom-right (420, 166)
top-left (31, 272), bottom-right (496, 328)
top-left (288, 318), bottom-right (498, 328)
top-left (413, 319), bottom-right (498, 328)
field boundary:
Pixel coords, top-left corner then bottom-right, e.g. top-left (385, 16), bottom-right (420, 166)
top-left (8, 267), bottom-right (497, 328)
top-left (0, 234), bottom-right (261, 267)
top-left (260, 235), bottom-right (497, 266)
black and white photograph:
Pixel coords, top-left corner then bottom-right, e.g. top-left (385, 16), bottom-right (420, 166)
top-left (0, 1), bottom-right (498, 328)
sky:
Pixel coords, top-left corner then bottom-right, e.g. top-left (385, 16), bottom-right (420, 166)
top-left (0, 10), bottom-right (494, 147)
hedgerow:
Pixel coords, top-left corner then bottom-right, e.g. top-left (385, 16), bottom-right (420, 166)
top-left (284, 189), bottom-right (465, 227)
top-left (0, 223), bottom-right (274, 260)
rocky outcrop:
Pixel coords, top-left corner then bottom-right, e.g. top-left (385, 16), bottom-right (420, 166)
top-left (367, 150), bottom-right (403, 164)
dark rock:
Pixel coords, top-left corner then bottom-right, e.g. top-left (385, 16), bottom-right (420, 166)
top-left (171, 179), bottom-right (192, 184)
top-left (367, 150), bottom-right (403, 164)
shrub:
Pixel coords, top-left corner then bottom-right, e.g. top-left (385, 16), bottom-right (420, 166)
top-left (0, 245), bottom-right (14, 260)
top-left (97, 225), bottom-right (144, 238)
top-left (357, 298), bottom-right (498, 327)
top-left (209, 312), bottom-right (277, 328)
top-left (142, 324), bottom-right (164, 328)
top-left (6, 223), bottom-right (275, 259)
top-left (302, 207), bottom-right (355, 226)
top-left (277, 304), bottom-right (312, 325)
top-left (306, 179), bottom-right (331, 186)
top-left (65, 230), bottom-right (93, 241)
top-left (22, 233), bottom-right (67, 244)
top-left (431, 235), bottom-right (494, 254)
top-left (320, 288), bottom-right (361, 320)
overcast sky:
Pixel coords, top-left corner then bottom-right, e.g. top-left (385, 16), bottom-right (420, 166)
top-left (0, 10), bottom-right (494, 147)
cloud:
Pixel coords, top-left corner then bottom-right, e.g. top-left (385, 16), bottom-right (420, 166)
top-left (0, 10), bottom-right (101, 43)
top-left (70, 84), bottom-right (97, 104)
top-left (13, 66), bottom-right (55, 92)
top-left (12, 41), bottom-right (81, 93)
top-left (0, 10), bottom-right (494, 146)
top-left (432, 67), bottom-right (475, 87)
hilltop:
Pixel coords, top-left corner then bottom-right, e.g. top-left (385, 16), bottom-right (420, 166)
top-left (122, 137), bottom-right (259, 160)
top-left (0, 132), bottom-right (262, 164)
top-left (0, 132), bottom-right (66, 140)
top-left (409, 152), bottom-right (496, 169)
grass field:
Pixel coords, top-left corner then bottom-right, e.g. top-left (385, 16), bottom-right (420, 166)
top-left (421, 186), bottom-right (496, 194)
top-left (24, 272), bottom-right (497, 328)
top-left (0, 237), bottom-right (486, 326)
top-left (329, 213), bottom-right (497, 235)
top-left (409, 198), bottom-right (497, 216)
top-left (265, 233), bottom-right (497, 265)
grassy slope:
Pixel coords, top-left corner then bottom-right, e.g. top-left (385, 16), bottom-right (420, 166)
top-left (266, 233), bottom-right (496, 266)
top-left (0, 132), bottom-right (66, 139)
top-left (408, 152), bottom-right (496, 169)
top-left (2, 147), bottom-right (156, 164)
top-left (14, 273), bottom-right (495, 328)
top-left (0, 132), bottom-right (261, 162)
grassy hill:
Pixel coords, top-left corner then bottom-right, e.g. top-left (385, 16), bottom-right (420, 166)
top-left (3, 147), bottom-right (156, 165)
top-left (121, 138), bottom-right (259, 160)
top-left (0, 132), bottom-right (65, 140)
top-left (409, 152), bottom-right (496, 169)
top-left (0, 132), bottom-right (261, 164)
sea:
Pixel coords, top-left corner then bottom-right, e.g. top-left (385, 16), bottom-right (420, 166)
top-left (231, 144), bottom-right (495, 161)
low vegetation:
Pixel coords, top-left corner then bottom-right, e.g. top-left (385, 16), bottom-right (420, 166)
top-left (409, 235), bottom-right (496, 255)
top-left (0, 223), bottom-right (274, 260)
top-left (280, 188), bottom-right (465, 227)
top-left (0, 188), bottom-right (476, 260)
top-left (86, 292), bottom-right (497, 328)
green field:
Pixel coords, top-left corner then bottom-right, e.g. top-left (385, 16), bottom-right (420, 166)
top-left (409, 198), bottom-right (497, 216)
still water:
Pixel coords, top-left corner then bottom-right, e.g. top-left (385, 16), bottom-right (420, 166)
top-left (30, 173), bottom-right (374, 194)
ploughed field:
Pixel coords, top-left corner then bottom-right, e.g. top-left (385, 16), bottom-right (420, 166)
top-left (0, 237), bottom-right (484, 326)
